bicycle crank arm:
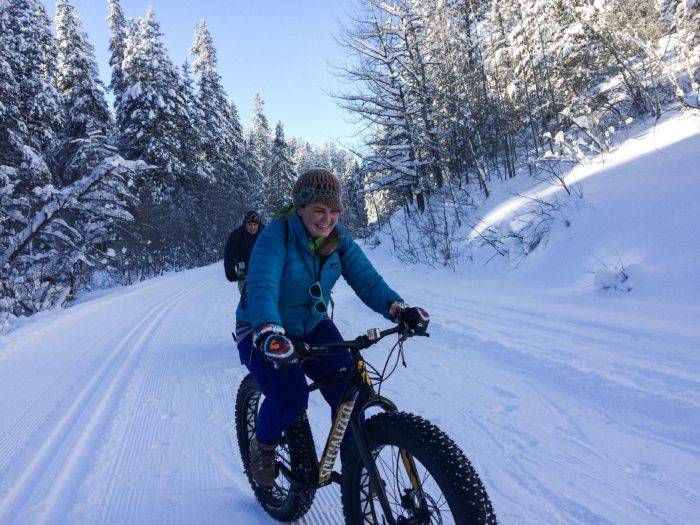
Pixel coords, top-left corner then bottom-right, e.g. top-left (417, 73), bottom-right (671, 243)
top-left (276, 462), bottom-right (314, 490)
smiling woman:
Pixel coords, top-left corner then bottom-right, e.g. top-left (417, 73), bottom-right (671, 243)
top-left (232, 167), bottom-right (429, 492)
top-left (293, 168), bottom-right (344, 240)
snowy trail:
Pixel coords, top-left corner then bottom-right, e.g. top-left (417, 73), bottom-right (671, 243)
top-left (0, 267), bottom-right (349, 524)
top-left (0, 259), bottom-right (698, 523)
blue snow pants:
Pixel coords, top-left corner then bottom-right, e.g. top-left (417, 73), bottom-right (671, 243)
top-left (237, 319), bottom-right (353, 446)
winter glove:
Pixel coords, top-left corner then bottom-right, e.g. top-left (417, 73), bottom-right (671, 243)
top-left (236, 261), bottom-right (246, 278)
top-left (389, 302), bottom-right (430, 334)
top-left (253, 324), bottom-right (299, 367)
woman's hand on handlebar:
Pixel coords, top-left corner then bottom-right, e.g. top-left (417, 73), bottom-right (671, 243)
top-left (254, 324), bottom-right (300, 367)
top-left (390, 302), bottom-right (430, 335)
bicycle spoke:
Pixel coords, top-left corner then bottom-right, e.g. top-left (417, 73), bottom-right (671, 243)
top-left (357, 444), bottom-right (458, 524)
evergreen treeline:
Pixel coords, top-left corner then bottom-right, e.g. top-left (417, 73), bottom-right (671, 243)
top-left (0, 0), bottom-right (366, 328)
top-left (338, 0), bottom-right (699, 266)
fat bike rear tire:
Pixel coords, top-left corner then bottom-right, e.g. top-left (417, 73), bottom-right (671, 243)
top-left (235, 373), bottom-right (318, 522)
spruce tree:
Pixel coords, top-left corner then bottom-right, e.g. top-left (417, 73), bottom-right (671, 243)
top-left (340, 158), bottom-right (368, 236)
top-left (107, 0), bottom-right (128, 100)
top-left (266, 121), bottom-right (296, 215)
top-left (116, 7), bottom-right (186, 198)
top-left (56, 0), bottom-right (111, 138)
top-left (190, 20), bottom-right (243, 183)
top-left (247, 93), bottom-right (272, 210)
top-left (1, 0), bottom-right (62, 162)
top-left (114, 8), bottom-right (193, 275)
top-left (190, 20), bottom-right (246, 260)
top-left (0, 11), bottom-right (25, 167)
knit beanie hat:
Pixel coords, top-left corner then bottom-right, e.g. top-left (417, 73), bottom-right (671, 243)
top-left (292, 168), bottom-right (344, 211)
top-left (244, 210), bottom-right (261, 224)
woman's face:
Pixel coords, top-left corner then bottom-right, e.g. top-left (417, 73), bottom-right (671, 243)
top-left (298, 202), bottom-right (341, 239)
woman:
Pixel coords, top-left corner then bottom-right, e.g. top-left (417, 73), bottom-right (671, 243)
top-left (235, 168), bottom-right (429, 487)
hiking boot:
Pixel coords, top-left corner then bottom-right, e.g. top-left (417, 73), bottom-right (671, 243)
top-left (249, 436), bottom-right (277, 487)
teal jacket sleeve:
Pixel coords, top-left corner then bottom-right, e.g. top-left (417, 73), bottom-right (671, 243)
top-left (246, 220), bottom-right (286, 330)
top-left (339, 233), bottom-right (403, 320)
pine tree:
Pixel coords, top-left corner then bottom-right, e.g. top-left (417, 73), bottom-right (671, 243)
top-left (190, 20), bottom-right (243, 183)
top-left (107, 0), bottom-right (128, 100)
top-left (179, 60), bottom-right (203, 175)
top-left (114, 8), bottom-right (195, 275)
top-left (247, 94), bottom-right (272, 206)
top-left (340, 157), bottom-right (368, 235)
top-left (36, 2), bottom-right (59, 86)
top-left (1, 0), bottom-right (62, 161)
top-left (266, 121), bottom-right (296, 215)
top-left (56, 0), bottom-right (111, 138)
top-left (0, 11), bottom-right (25, 167)
top-left (116, 7), bottom-right (186, 199)
top-left (189, 20), bottom-right (247, 261)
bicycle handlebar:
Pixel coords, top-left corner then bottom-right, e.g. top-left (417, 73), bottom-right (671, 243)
top-left (294, 323), bottom-right (428, 359)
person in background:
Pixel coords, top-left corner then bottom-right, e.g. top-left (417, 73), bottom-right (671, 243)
top-left (224, 210), bottom-right (264, 306)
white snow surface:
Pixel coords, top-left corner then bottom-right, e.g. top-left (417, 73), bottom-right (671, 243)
top-left (1, 112), bottom-right (699, 524)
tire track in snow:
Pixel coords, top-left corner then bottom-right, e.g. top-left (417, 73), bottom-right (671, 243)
top-left (0, 279), bottom-right (207, 524)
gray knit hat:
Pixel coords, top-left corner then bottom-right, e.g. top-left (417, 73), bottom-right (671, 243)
top-left (292, 168), bottom-right (344, 211)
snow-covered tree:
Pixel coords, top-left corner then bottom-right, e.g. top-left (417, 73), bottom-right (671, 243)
top-left (266, 121), bottom-right (296, 215)
top-left (56, 0), bottom-right (111, 138)
top-left (0, 13), bottom-right (25, 167)
top-left (188, 20), bottom-right (249, 261)
top-left (337, 0), bottom-right (465, 223)
top-left (190, 20), bottom-right (244, 183)
top-left (340, 158), bottom-right (368, 235)
top-left (246, 93), bottom-right (272, 206)
top-left (0, 154), bottom-right (143, 319)
top-left (676, 0), bottom-right (700, 91)
top-left (0, 0), bottom-right (62, 161)
top-left (107, 0), bottom-right (128, 100)
top-left (116, 7), bottom-right (187, 199)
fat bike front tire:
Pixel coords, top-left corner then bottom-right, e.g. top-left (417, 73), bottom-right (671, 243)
top-left (341, 411), bottom-right (497, 524)
top-left (234, 373), bottom-right (318, 522)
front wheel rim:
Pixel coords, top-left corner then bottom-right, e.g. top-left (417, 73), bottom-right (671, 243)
top-left (358, 445), bottom-right (455, 524)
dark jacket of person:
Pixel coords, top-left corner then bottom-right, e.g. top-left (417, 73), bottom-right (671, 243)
top-left (224, 220), bottom-right (264, 282)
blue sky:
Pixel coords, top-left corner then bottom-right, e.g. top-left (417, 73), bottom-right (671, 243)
top-left (47, 0), bottom-right (360, 146)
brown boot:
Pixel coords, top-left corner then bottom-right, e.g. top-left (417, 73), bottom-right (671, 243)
top-left (249, 436), bottom-right (277, 487)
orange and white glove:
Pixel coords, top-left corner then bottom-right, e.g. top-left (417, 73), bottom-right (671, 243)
top-left (253, 324), bottom-right (299, 367)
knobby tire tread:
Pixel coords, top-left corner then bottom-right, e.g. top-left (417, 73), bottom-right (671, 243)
top-left (340, 411), bottom-right (497, 524)
top-left (235, 374), bottom-right (318, 522)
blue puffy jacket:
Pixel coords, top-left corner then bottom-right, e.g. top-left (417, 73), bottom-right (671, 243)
top-left (236, 213), bottom-right (403, 336)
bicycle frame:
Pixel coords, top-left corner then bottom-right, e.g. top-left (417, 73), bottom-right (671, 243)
top-left (276, 328), bottom-right (426, 525)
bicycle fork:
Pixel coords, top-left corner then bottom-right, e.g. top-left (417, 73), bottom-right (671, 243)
top-left (350, 416), bottom-right (398, 525)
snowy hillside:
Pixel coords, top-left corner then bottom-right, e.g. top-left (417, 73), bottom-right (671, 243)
top-left (1, 113), bottom-right (699, 523)
top-left (465, 110), bottom-right (700, 305)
